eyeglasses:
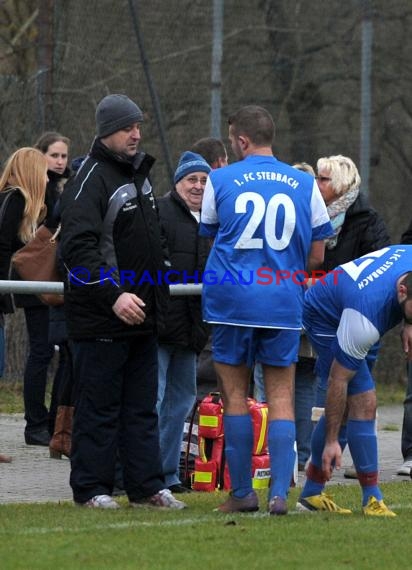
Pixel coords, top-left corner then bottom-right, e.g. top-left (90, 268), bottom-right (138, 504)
top-left (315, 176), bottom-right (332, 183)
top-left (185, 176), bottom-right (208, 185)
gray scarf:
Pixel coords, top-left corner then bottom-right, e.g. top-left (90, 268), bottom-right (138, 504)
top-left (325, 187), bottom-right (359, 249)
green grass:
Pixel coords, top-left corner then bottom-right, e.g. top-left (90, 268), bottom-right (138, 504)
top-left (0, 382), bottom-right (24, 413)
top-left (376, 382), bottom-right (405, 406)
top-left (0, 483), bottom-right (411, 569)
top-left (381, 423), bottom-right (400, 432)
top-left (0, 381), bottom-right (52, 413)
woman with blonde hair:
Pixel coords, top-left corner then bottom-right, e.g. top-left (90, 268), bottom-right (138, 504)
top-left (316, 154), bottom-right (370, 255)
top-left (0, 147), bottom-right (50, 449)
top-left (0, 147), bottom-right (48, 241)
top-left (0, 147), bottom-right (48, 283)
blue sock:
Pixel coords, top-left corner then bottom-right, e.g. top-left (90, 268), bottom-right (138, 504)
top-left (301, 417), bottom-right (347, 499)
top-left (223, 414), bottom-right (253, 498)
top-left (347, 419), bottom-right (382, 505)
top-left (268, 419), bottom-right (295, 500)
top-left (301, 415), bottom-right (326, 498)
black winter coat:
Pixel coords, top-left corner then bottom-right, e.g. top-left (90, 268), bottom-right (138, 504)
top-left (44, 168), bottom-right (70, 228)
top-left (60, 138), bottom-right (169, 340)
top-left (322, 192), bottom-right (390, 271)
top-left (15, 168), bottom-right (71, 309)
top-left (157, 190), bottom-right (210, 354)
top-left (0, 189), bottom-right (25, 313)
top-left (0, 170), bottom-right (71, 313)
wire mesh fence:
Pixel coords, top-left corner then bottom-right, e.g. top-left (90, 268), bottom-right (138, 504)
top-left (1, 0), bottom-right (412, 383)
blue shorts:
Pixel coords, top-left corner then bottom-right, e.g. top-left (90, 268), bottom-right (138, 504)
top-left (211, 324), bottom-right (300, 367)
top-left (307, 332), bottom-right (375, 396)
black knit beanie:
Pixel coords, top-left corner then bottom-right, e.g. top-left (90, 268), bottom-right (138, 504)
top-left (95, 94), bottom-right (144, 138)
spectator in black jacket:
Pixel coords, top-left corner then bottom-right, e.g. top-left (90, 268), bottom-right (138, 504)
top-left (398, 221), bottom-right (412, 476)
top-left (34, 131), bottom-right (71, 443)
top-left (316, 155), bottom-right (390, 274)
top-left (0, 147), bottom-right (49, 458)
top-left (35, 132), bottom-right (71, 226)
top-left (156, 151), bottom-right (211, 492)
top-left (60, 94), bottom-right (186, 510)
top-left (1, 134), bottom-right (71, 448)
top-left (0, 145), bottom-right (58, 447)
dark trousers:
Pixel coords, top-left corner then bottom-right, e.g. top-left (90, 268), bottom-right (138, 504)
top-left (23, 306), bottom-right (56, 434)
top-left (70, 335), bottom-right (165, 504)
top-left (48, 347), bottom-right (68, 433)
top-left (402, 362), bottom-right (412, 460)
top-left (54, 342), bottom-right (75, 407)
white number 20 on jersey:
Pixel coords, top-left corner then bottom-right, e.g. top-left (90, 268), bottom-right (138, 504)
top-left (234, 192), bottom-right (296, 250)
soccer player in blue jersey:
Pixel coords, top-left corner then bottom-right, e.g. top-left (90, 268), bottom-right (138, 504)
top-left (297, 245), bottom-right (412, 517)
top-left (199, 105), bottom-right (333, 515)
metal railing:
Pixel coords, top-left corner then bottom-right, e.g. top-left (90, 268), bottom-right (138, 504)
top-left (0, 280), bottom-right (202, 296)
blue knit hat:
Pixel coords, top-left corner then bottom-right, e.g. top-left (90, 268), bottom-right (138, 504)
top-left (174, 151), bottom-right (211, 184)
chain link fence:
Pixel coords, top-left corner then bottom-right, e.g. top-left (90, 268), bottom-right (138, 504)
top-left (1, 0), bottom-right (412, 383)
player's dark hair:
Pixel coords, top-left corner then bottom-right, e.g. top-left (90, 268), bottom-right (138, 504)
top-left (191, 138), bottom-right (226, 167)
top-left (400, 272), bottom-right (412, 298)
top-left (228, 105), bottom-right (275, 147)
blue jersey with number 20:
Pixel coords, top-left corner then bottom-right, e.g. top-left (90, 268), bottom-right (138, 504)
top-left (199, 155), bottom-right (333, 329)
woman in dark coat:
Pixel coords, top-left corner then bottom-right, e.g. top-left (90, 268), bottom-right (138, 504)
top-left (0, 147), bottom-right (49, 458)
top-left (34, 132), bottom-right (73, 455)
top-left (316, 155), bottom-right (390, 273)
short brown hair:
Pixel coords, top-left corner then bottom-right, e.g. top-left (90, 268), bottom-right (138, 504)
top-left (34, 131), bottom-right (70, 154)
top-left (228, 105), bottom-right (275, 146)
top-left (191, 137), bottom-right (227, 167)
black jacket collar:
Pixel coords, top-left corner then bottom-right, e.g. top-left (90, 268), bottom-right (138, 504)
top-left (47, 167), bottom-right (71, 182)
top-left (90, 137), bottom-right (155, 177)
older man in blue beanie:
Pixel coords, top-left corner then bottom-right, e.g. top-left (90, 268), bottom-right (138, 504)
top-left (156, 151), bottom-right (211, 492)
top-left (60, 94), bottom-right (186, 510)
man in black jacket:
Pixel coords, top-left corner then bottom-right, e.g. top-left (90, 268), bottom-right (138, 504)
top-left (60, 94), bottom-right (186, 509)
top-left (156, 151), bottom-right (211, 492)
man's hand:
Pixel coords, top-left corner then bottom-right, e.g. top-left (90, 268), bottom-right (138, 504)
top-left (322, 441), bottom-right (342, 480)
top-left (112, 292), bottom-right (146, 326)
top-left (401, 323), bottom-right (412, 361)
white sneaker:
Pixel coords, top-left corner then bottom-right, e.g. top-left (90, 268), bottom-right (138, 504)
top-left (79, 494), bottom-right (120, 509)
top-left (130, 488), bottom-right (187, 509)
top-left (397, 459), bottom-right (412, 476)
